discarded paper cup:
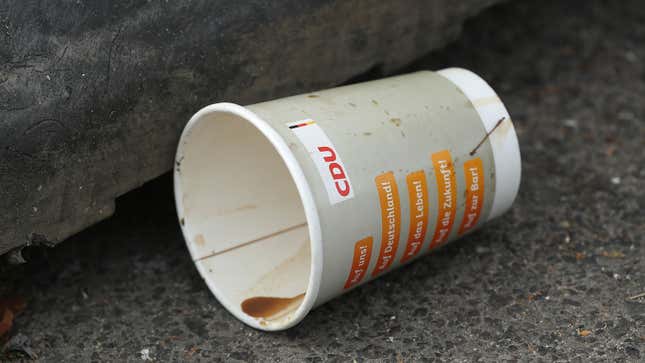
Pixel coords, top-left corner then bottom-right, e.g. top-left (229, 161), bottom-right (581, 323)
top-left (174, 68), bottom-right (521, 330)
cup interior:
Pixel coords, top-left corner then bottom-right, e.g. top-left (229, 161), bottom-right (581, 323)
top-left (174, 107), bottom-right (312, 329)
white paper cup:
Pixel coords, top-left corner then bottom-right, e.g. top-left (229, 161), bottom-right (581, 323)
top-left (174, 68), bottom-right (521, 331)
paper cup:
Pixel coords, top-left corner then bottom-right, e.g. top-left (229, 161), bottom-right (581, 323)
top-left (174, 68), bottom-right (521, 331)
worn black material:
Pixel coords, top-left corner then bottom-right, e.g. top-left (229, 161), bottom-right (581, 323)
top-left (0, 0), bottom-right (497, 256)
top-left (1, 0), bottom-right (644, 361)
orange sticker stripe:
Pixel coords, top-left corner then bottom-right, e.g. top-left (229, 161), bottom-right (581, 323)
top-left (429, 150), bottom-right (457, 249)
top-left (372, 172), bottom-right (401, 276)
top-left (401, 171), bottom-right (429, 263)
top-left (458, 158), bottom-right (485, 235)
top-left (344, 237), bottom-right (373, 289)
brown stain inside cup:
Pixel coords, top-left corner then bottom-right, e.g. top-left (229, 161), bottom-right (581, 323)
top-left (241, 293), bottom-right (305, 320)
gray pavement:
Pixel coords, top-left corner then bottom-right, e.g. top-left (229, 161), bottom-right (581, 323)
top-left (1, 0), bottom-right (644, 361)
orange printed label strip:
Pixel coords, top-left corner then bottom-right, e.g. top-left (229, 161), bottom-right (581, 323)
top-left (344, 237), bottom-right (374, 289)
top-left (372, 172), bottom-right (401, 276)
top-left (458, 158), bottom-right (485, 235)
top-left (401, 171), bottom-right (429, 263)
top-left (429, 150), bottom-right (457, 249)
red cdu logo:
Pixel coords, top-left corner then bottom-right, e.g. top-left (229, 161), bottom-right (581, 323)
top-left (317, 146), bottom-right (351, 197)
top-left (287, 119), bottom-right (354, 205)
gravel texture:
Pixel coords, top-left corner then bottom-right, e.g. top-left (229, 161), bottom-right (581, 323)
top-left (1, 0), bottom-right (644, 361)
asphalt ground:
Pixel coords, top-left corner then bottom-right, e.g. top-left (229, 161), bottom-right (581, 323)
top-left (1, 0), bottom-right (644, 361)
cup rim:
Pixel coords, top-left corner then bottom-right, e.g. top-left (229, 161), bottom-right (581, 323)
top-left (173, 102), bottom-right (323, 331)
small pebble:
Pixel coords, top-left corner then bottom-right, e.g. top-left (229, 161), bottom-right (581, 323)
top-left (578, 329), bottom-right (592, 337)
top-left (617, 110), bottom-right (635, 120)
top-left (476, 246), bottom-right (490, 254)
top-left (140, 348), bottom-right (152, 361)
top-left (611, 176), bottom-right (621, 185)
top-left (625, 51), bottom-right (638, 63)
top-left (563, 119), bottom-right (578, 128)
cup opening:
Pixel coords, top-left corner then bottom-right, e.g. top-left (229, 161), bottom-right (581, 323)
top-left (174, 104), bottom-right (320, 330)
